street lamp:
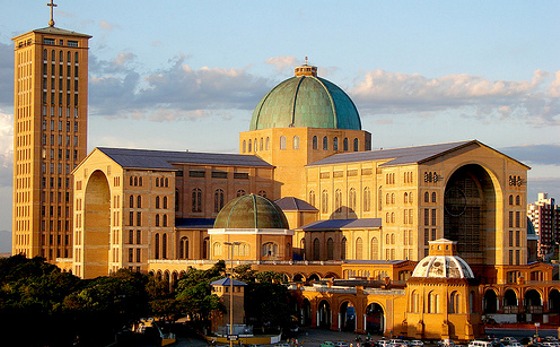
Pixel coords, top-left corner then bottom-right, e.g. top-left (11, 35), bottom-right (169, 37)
top-left (224, 241), bottom-right (240, 347)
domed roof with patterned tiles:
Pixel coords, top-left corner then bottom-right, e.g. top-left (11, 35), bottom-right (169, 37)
top-left (213, 193), bottom-right (289, 229)
top-left (250, 59), bottom-right (362, 131)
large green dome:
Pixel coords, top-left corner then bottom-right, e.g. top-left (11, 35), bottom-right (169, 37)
top-left (214, 194), bottom-right (289, 229)
top-left (250, 63), bottom-right (361, 131)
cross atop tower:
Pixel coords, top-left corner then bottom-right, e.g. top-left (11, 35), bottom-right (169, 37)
top-left (47, 0), bottom-right (57, 27)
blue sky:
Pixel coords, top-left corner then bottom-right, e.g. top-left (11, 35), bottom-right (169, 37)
top-left (0, 1), bottom-right (559, 252)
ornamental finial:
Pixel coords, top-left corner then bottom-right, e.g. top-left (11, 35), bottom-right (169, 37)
top-left (47, 0), bottom-right (57, 27)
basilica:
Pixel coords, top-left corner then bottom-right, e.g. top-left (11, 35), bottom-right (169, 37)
top-left (70, 62), bottom-right (559, 341)
top-left (11, 16), bottom-right (559, 342)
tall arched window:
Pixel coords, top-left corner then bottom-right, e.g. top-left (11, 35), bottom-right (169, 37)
top-left (411, 290), bottom-right (419, 312)
top-left (363, 187), bottom-right (371, 212)
top-left (293, 136), bottom-right (300, 149)
top-left (424, 192), bottom-right (430, 203)
top-left (162, 234), bottom-right (167, 259)
top-left (155, 214), bottom-right (160, 227)
top-left (129, 195), bottom-right (134, 208)
top-left (349, 188), bottom-right (356, 211)
top-left (404, 192), bottom-right (409, 203)
top-left (313, 238), bottom-right (321, 260)
top-left (343, 138), bottom-right (349, 151)
top-left (509, 195), bottom-right (514, 205)
top-left (155, 196), bottom-right (160, 209)
top-left (163, 196), bottom-right (168, 209)
top-left (323, 136), bottom-right (328, 150)
top-left (334, 189), bottom-right (342, 213)
top-left (279, 136), bottom-right (286, 150)
top-left (192, 188), bottom-right (202, 212)
top-left (327, 238), bottom-right (334, 260)
top-left (309, 190), bottom-right (316, 207)
top-left (213, 242), bottom-right (222, 257)
top-left (341, 237), bottom-right (347, 260)
top-left (242, 140), bottom-right (246, 153)
top-left (155, 233), bottom-right (160, 259)
top-left (266, 137), bottom-right (270, 150)
top-left (353, 138), bottom-right (359, 151)
top-left (355, 237), bottom-right (363, 260)
top-left (428, 292), bottom-right (439, 313)
top-left (312, 136), bottom-right (318, 149)
top-left (378, 187), bottom-right (382, 211)
top-left (321, 190), bottom-right (329, 214)
top-left (333, 137), bottom-right (339, 150)
top-left (163, 214), bottom-right (168, 227)
top-left (431, 192), bottom-right (437, 202)
top-left (449, 291), bottom-right (460, 313)
top-left (214, 189), bottom-right (224, 213)
top-left (370, 237), bottom-right (379, 260)
top-left (179, 237), bottom-right (189, 259)
top-left (248, 139), bottom-right (252, 152)
top-left (137, 196), bottom-right (142, 208)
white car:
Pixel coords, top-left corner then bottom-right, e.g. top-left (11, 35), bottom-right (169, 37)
top-left (409, 340), bottom-right (424, 347)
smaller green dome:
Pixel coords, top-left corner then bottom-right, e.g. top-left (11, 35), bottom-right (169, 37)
top-left (214, 194), bottom-right (289, 229)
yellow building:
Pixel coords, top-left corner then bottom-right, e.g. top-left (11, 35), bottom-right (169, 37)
top-left (11, 14), bottom-right (90, 262)
top-left (12, 13), bottom-right (560, 341)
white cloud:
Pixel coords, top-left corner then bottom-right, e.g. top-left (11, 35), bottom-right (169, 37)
top-left (266, 56), bottom-right (297, 73)
top-left (351, 69), bottom-right (560, 125)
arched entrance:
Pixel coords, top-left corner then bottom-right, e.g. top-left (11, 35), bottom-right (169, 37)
top-left (339, 301), bottom-right (356, 332)
top-left (366, 303), bottom-right (384, 335)
top-left (444, 164), bottom-right (496, 265)
top-left (525, 289), bottom-right (543, 322)
top-left (301, 299), bottom-right (312, 327)
top-left (317, 300), bottom-right (331, 329)
top-left (549, 289), bottom-right (560, 324)
top-left (483, 290), bottom-right (498, 314)
top-left (83, 170), bottom-right (111, 278)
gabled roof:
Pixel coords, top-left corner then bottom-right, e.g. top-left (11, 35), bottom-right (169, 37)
top-left (301, 218), bottom-right (382, 231)
top-left (96, 147), bottom-right (273, 170)
top-left (275, 197), bottom-right (318, 211)
top-left (210, 277), bottom-right (247, 286)
top-left (308, 139), bottom-right (529, 168)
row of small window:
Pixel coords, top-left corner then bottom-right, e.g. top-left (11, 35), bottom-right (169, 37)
top-left (129, 195), bottom-right (169, 209)
top-left (409, 291), bottom-right (470, 314)
top-left (508, 230), bottom-right (522, 247)
top-left (40, 247), bottom-right (70, 261)
top-left (242, 136), bottom-right (361, 153)
top-left (42, 47), bottom-right (80, 61)
top-left (191, 188), bottom-right (267, 213)
top-left (188, 170), bottom-right (249, 180)
top-left (42, 74), bottom-right (79, 91)
top-left (41, 204), bottom-right (70, 217)
top-left (41, 233), bottom-right (71, 247)
top-left (42, 91), bottom-right (79, 106)
top-left (43, 105), bottom-right (79, 118)
top-left (128, 248), bottom-right (142, 263)
top-left (42, 136), bottom-right (80, 150)
top-left (40, 219), bottom-right (71, 233)
top-left (154, 233), bottom-right (169, 260)
top-left (508, 194), bottom-right (523, 206)
top-left (508, 211), bottom-right (523, 228)
top-left (42, 119), bottom-right (80, 134)
top-left (128, 212), bottom-right (169, 227)
top-left (424, 191), bottom-right (438, 203)
top-left (305, 236), bottom-right (406, 261)
top-left (212, 242), bottom-right (282, 258)
top-left (311, 187), bottom-right (372, 214)
top-left (386, 172), bottom-right (416, 185)
top-left (423, 209), bottom-right (438, 226)
top-left (41, 162), bottom-right (76, 175)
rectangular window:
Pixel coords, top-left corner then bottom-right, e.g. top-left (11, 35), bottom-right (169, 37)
top-left (136, 230), bottom-right (141, 244)
top-left (189, 170), bottom-right (205, 178)
top-left (128, 230), bottom-right (133, 244)
top-left (509, 230), bottom-right (513, 247)
top-left (431, 209), bottom-right (436, 226)
top-left (136, 248), bottom-right (141, 263)
top-left (424, 209), bottom-right (429, 226)
top-left (128, 249), bottom-right (133, 262)
top-left (136, 212), bottom-right (141, 226)
top-left (68, 41), bottom-right (78, 47)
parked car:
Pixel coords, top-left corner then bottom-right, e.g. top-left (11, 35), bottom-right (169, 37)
top-left (335, 342), bottom-right (349, 347)
top-left (322, 341), bottom-right (336, 347)
top-left (501, 337), bottom-right (518, 345)
top-left (409, 340), bottom-right (424, 347)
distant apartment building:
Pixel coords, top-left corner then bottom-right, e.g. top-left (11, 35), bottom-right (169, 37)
top-left (527, 192), bottom-right (560, 259)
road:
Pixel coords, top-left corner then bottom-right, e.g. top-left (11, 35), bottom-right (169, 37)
top-left (174, 329), bottom-right (382, 347)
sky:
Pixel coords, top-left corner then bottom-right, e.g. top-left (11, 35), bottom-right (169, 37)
top-left (0, 1), bottom-right (559, 252)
